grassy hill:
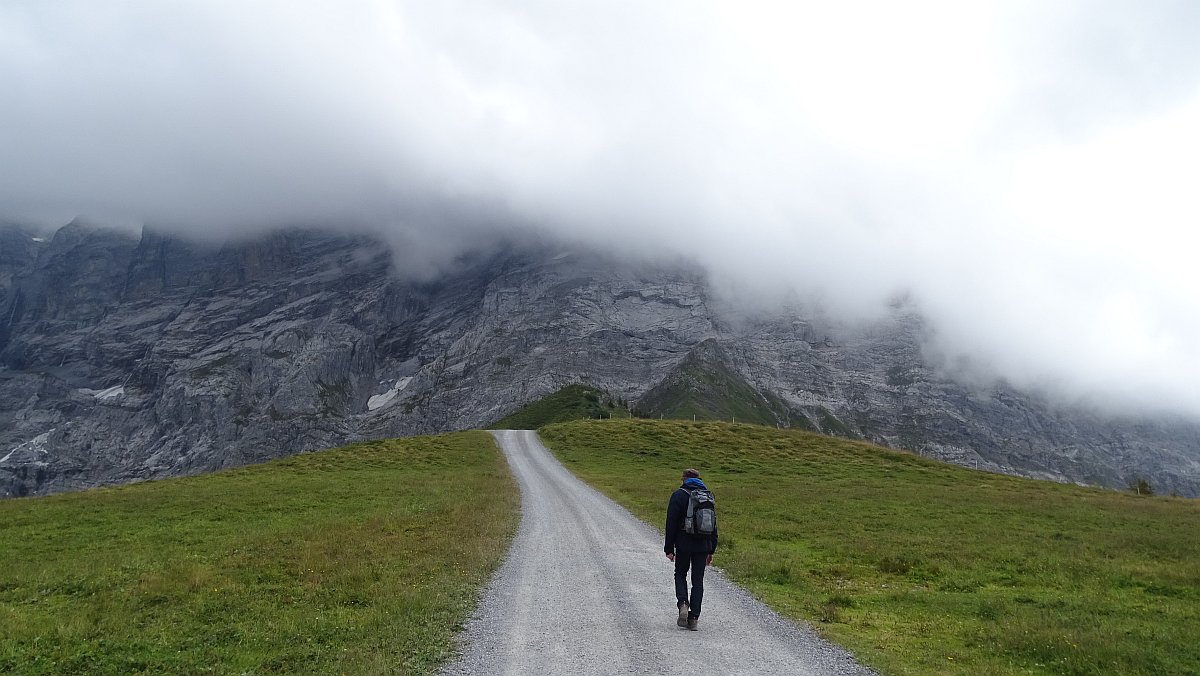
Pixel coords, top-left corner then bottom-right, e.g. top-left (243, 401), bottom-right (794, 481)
top-left (0, 432), bottom-right (518, 675)
top-left (635, 347), bottom-right (794, 427)
top-left (540, 419), bottom-right (1200, 675)
top-left (6, 415), bottom-right (1197, 675)
top-left (488, 383), bottom-right (629, 429)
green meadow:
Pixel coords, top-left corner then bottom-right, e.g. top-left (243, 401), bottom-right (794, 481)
top-left (0, 432), bottom-right (518, 675)
top-left (540, 419), bottom-right (1200, 675)
top-left (4, 406), bottom-right (1197, 675)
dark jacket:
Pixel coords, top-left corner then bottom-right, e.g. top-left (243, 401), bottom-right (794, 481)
top-left (665, 483), bottom-right (718, 555)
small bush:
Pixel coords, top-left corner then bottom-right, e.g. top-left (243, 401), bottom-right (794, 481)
top-left (764, 564), bottom-right (792, 585)
top-left (820, 603), bottom-right (844, 624)
top-left (879, 555), bottom-right (917, 575)
top-left (975, 599), bottom-right (1007, 621)
top-left (826, 593), bottom-right (855, 608)
top-left (1128, 477), bottom-right (1154, 496)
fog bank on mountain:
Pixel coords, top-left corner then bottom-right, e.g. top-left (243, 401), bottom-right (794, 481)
top-left (2, 1), bottom-right (1199, 417)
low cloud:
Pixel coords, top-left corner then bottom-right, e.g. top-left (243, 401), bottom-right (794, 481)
top-left (3, 1), bottom-right (1199, 417)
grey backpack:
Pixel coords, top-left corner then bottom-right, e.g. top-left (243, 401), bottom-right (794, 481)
top-left (684, 489), bottom-right (717, 536)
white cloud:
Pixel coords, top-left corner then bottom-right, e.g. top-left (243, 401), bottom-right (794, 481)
top-left (2, 0), bottom-right (1198, 416)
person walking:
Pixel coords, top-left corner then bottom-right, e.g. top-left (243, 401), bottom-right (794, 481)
top-left (665, 468), bottom-right (718, 630)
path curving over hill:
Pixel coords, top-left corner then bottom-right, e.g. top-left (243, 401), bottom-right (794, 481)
top-left (442, 429), bottom-right (874, 675)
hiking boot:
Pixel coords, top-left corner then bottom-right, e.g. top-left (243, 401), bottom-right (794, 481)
top-left (677, 602), bottom-right (690, 627)
top-left (687, 615), bottom-right (698, 631)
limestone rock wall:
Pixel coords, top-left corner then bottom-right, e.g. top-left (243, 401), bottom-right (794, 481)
top-left (2, 223), bottom-right (1197, 497)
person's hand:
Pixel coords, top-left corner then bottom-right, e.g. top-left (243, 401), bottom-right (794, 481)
top-left (705, 554), bottom-right (713, 566)
top-left (666, 553), bottom-right (675, 562)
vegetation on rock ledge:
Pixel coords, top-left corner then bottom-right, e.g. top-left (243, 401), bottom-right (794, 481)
top-left (488, 383), bottom-right (629, 429)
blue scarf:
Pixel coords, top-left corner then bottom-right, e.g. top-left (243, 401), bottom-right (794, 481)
top-left (683, 477), bottom-right (707, 490)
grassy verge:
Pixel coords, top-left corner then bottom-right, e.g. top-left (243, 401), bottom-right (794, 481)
top-left (540, 419), bottom-right (1200, 675)
top-left (0, 432), bottom-right (519, 675)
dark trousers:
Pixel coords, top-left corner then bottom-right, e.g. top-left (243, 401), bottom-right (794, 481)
top-left (674, 552), bottom-right (708, 618)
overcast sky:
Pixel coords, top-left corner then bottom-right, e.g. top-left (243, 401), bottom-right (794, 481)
top-left (2, 1), bottom-right (1199, 417)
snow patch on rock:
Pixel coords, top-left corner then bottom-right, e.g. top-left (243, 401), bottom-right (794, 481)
top-left (367, 376), bottom-right (413, 411)
top-left (1, 430), bottom-right (54, 464)
top-left (79, 385), bottom-right (126, 400)
top-left (95, 386), bottom-right (125, 400)
top-left (367, 389), bottom-right (397, 411)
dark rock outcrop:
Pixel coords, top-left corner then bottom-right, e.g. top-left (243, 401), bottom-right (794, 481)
top-left (2, 222), bottom-right (1198, 497)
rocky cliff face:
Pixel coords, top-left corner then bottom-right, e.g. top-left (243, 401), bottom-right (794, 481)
top-left (2, 222), bottom-right (1198, 497)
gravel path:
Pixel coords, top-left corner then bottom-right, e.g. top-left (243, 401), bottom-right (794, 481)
top-left (441, 430), bottom-right (875, 675)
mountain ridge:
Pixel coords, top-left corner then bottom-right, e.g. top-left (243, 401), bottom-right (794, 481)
top-left (2, 221), bottom-right (1198, 497)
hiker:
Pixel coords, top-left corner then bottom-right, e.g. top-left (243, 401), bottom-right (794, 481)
top-left (665, 468), bottom-right (718, 630)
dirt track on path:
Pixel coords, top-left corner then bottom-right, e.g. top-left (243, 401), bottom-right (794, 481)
top-left (442, 429), bottom-right (874, 675)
